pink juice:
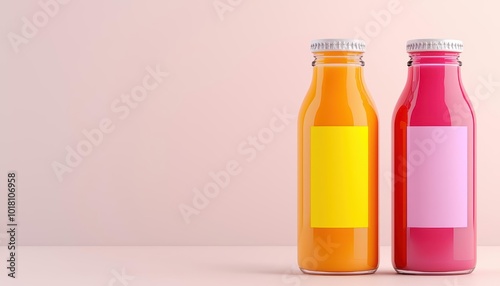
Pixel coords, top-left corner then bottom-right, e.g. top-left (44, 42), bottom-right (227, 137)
top-left (393, 39), bottom-right (476, 274)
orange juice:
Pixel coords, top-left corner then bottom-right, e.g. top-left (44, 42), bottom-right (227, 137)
top-left (298, 39), bottom-right (378, 274)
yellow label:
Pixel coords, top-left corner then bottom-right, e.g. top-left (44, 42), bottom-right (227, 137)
top-left (310, 126), bottom-right (369, 228)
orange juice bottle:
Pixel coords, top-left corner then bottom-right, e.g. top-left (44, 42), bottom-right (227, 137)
top-left (298, 39), bottom-right (378, 274)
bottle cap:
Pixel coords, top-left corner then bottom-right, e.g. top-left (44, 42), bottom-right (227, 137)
top-left (406, 39), bottom-right (463, 52)
top-left (310, 39), bottom-right (365, 52)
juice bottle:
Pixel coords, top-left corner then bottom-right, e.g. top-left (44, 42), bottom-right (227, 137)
top-left (393, 39), bottom-right (476, 274)
top-left (298, 39), bottom-right (378, 274)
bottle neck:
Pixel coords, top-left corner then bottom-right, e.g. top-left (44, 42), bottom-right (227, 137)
top-left (406, 52), bottom-right (463, 87)
top-left (312, 51), bottom-right (365, 67)
top-left (408, 51), bottom-right (462, 66)
top-left (309, 51), bottom-right (368, 114)
top-left (403, 52), bottom-right (468, 125)
top-left (311, 51), bottom-right (365, 86)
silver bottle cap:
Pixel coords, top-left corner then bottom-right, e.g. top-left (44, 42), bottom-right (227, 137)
top-left (311, 39), bottom-right (366, 52)
top-left (406, 39), bottom-right (463, 52)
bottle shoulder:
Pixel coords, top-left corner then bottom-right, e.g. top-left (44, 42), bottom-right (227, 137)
top-left (299, 88), bottom-right (378, 126)
top-left (394, 88), bottom-right (475, 126)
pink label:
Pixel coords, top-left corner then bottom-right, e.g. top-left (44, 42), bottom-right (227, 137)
top-left (407, 126), bottom-right (468, 228)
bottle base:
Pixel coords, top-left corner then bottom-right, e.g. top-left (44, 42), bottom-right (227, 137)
top-left (300, 268), bottom-right (377, 275)
top-left (395, 268), bottom-right (474, 275)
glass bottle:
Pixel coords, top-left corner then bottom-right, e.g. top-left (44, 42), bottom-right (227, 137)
top-left (393, 39), bottom-right (476, 274)
top-left (298, 39), bottom-right (378, 274)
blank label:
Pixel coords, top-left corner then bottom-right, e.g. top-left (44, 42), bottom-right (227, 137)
top-left (310, 126), bottom-right (369, 228)
top-left (407, 126), bottom-right (468, 228)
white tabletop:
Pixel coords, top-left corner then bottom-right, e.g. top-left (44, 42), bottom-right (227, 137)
top-left (0, 246), bottom-right (498, 285)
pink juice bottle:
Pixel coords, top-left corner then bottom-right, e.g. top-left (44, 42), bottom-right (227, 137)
top-left (393, 39), bottom-right (476, 274)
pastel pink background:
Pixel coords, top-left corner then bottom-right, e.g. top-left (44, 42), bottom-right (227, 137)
top-left (0, 0), bottom-right (499, 246)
